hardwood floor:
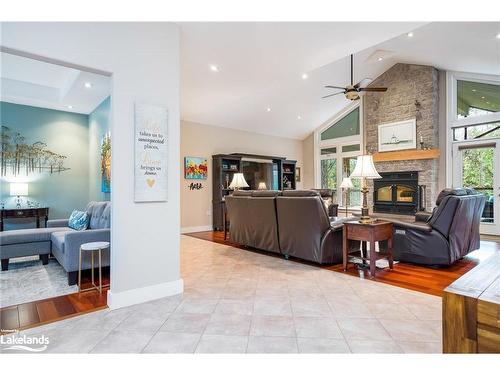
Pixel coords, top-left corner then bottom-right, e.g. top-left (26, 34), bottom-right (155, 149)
top-left (0, 270), bottom-right (109, 333)
top-left (186, 230), bottom-right (500, 297)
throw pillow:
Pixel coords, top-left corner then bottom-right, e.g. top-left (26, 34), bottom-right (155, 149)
top-left (68, 210), bottom-right (88, 231)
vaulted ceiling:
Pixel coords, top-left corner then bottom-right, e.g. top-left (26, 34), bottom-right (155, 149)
top-left (180, 22), bottom-right (500, 140)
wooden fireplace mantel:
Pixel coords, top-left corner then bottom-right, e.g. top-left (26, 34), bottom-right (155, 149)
top-left (372, 148), bottom-right (440, 163)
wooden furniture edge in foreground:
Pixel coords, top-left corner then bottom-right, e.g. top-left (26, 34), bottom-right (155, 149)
top-left (442, 252), bottom-right (500, 353)
top-left (372, 149), bottom-right (440, 163)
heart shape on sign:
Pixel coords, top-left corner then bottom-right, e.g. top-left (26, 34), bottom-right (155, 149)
top-left (146, 179), bottom-right (155, 188)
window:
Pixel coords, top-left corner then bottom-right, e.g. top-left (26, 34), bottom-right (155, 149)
top-left (457, 80), bottom-right (500, 120)
top-left (320, 107), bottom-right (360, 141)
top-left (315, 103), bottom-right (362, 208)
top-left (452, 122), bottom-right (500, 141)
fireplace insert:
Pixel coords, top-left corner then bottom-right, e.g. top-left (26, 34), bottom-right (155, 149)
top-left (373, 171), bottom-right (422, 214)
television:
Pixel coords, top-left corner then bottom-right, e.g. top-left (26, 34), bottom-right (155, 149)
top-left (241, 158), bottom-right (279, 190)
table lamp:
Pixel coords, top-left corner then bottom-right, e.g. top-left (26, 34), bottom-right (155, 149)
top-left (257, 182), bottom-right (267, 190)
top-left (350, 155), bottom-right (381, 223)
top-left (10, 182), bottom-right (29, 208)
top-left (229, 173), bottom-right (249, 191)
top-left (340, 177), bottom-right (354, 217)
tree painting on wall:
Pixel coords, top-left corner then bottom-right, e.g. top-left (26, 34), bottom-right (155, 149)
top-left (101, 132), bottom-right (111, 193)
top-left (184, 157), bottom-right (208, 179)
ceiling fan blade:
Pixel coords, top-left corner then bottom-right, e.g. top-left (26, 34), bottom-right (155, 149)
top-left (359, 87), bottom-right (388, 92)
top-left (354, 78), bottom-right (373, 89)
top-left (324, 85), bottom-right (346, 90)
top-left (322, 92), bottom-right (345, 99)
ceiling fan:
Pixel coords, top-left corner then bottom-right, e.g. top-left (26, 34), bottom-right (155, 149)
top-left (322, 54), bottom-right (387, 101)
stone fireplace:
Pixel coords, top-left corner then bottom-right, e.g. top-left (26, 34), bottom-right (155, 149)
top-left (363, 63), bottom-right (440, 211)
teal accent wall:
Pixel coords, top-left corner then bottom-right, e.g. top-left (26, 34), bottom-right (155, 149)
top-left (1, 102), bottom-right (90, 229)
top-left (89, 96), bottom-right (111, 202)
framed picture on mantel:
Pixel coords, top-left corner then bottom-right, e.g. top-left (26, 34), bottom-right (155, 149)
top-left (378, 118), bottom-right (417, 152)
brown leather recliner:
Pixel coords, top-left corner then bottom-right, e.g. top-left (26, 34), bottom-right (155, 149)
top-left (276, 190), bottom-right (349, 264)
top-left (386, 188), bottom-right (486, 265)
top-left (311, 189), bottom-right (339, 217)
top-left (225, 190), bottom-right (281, 253)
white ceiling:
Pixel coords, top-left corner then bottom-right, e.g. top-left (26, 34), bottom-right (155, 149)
top-left (0, 52), bottom-right (111, 114)
top-left (180, 22), bottom-right (500, 140)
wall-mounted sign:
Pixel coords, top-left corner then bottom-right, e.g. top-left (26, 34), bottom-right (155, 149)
top-left (134, 103), bottom-right (168, 202)
top-left (188, 182), bottom-right (203, 190)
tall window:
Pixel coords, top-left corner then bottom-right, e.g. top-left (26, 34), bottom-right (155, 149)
top-left (448, 72), bottom-right (500, 235)
top-left (315, 103), bottom-right (362, 207)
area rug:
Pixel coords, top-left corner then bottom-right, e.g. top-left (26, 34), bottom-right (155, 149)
top-left (0, 256), bottom-right (78, 308)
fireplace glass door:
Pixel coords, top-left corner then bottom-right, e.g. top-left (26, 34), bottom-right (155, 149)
top-left (396, 185), bottom-right (415, 203)
top-left (376, 186), bottom-right (392, 201)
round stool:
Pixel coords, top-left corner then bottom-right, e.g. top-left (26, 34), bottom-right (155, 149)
top-left (78, 241), bottom-right (110, 293)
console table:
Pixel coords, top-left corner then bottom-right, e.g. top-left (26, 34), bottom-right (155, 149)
top-left (0, 207), bottom-right (49, 231)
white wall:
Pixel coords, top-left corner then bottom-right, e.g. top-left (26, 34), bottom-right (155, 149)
top-left (1, 22), bottom-right (182, 308)
top-left (181, 120), bottom-right (304, 232)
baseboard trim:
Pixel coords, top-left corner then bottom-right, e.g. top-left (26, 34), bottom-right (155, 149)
top-left (181, 225), bottom-right (212, 234)
top-left (107, 278), bottom-right (183, 310)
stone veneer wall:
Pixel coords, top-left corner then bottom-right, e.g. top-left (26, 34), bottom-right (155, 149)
top-left (363, 63), bottom-right (440, 210)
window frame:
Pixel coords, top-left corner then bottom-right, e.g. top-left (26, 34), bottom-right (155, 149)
top-left (314, 101), bottom-right (363, 207)
top-left (446, 71), bottom-right (500, 186)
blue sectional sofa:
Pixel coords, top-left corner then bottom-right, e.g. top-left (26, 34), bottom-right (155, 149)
top-left (0, 201), bottom-right (111, 285)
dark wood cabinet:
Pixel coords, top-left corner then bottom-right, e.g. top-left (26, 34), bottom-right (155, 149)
top-left (212, 154), bottom-right (297, 230)
top-left (212, 154), bottom-right (242, 231)
top-left (281, 160), bottom-right (297, 190)
top-left (0, 207), bottom-right (49, 231)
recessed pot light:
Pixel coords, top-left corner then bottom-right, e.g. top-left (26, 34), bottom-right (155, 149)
top-left (297, 115), bottom-right (302, 120)
top-left (301, 73), bottom-right (308, 80)
top-left (266, 107), bottom-right (271, 112)
top-left (209, 64), bottom-right (219, 72)
top-left (472, 89), bottom-right (477, 92)
top-left (84, 82), bottom-right (93, 88)
top-left (496, 33), bottom-right (500, 39)
top-left (67, 105), bottom-right (73, 109)
top-left (407, 32), bottom-right (414, 38)
top-left (377, 57), bottom-right (384, 62)
top-left (481, 96), bottom-right (486, 99)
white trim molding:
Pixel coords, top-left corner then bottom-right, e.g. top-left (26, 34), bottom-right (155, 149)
top-left (107, 278), bottom-right (184, 310)
top-left (181, 225), bottom-right (213, 234)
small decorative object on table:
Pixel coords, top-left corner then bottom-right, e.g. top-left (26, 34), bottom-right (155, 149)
top-left (349, 155), bottom-right (381, 223)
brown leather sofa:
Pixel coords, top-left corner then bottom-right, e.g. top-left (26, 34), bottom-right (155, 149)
top-left (225, 190), bottom-right (353, 264)
top-left (385, 188), bottom-right (486, 265)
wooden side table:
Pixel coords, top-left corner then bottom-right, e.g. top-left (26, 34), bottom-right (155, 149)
top-left (342, 220), bottom-right (394, 277)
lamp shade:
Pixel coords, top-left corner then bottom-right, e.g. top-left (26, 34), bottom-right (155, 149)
top-left (350, 155), bottom-right (381, 179)
top-left (229, 173), bottom-right (249, 189)
top-left (257, 182), bottom-right (267, 190)
top-left (340, 177), bottom-right (354, 189)
top-left (10, 183), bottom-right (29, 196)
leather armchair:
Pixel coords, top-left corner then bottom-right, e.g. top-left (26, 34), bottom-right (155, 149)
top-left (385, 188), bottom-right (485, 265)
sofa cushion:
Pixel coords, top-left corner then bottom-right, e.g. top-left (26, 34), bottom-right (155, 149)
top-left (282, 190), bottom-right (320, 197)
top-left (251, 190), bottom-right (282, 197)
top-left (86, 201), bottom-right (111, 229)
top-left (232, 190), bottom-right (252, 197)
top-left (0, 227), bottom-right (73, 246)
top-left (68, 210), bottom-right (89, 231)
top-left (51, 231), bottom-right (68, 253)
top-left (435, 188), bottom-right (468, 206)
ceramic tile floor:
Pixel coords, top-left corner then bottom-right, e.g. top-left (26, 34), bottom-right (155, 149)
top-left (2, 235), bottom-right (442, 353)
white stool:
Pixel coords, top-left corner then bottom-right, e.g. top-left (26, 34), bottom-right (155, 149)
top-left (78, 241), bottom-right (110, 293)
